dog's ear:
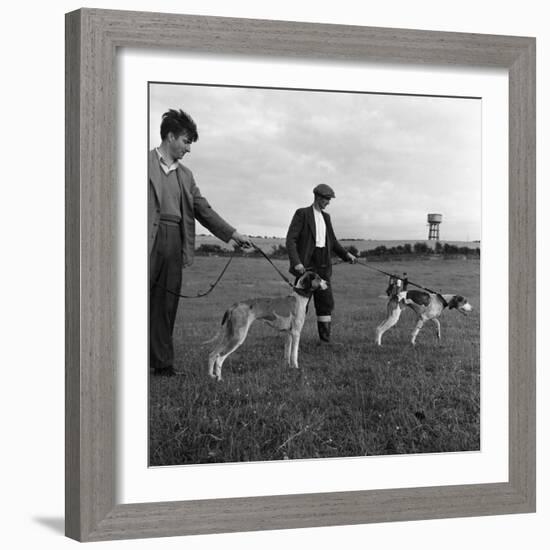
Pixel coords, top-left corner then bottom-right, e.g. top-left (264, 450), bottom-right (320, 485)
top-left (296, 271), bottom-right (312, 290)
top-left (304, 271), bottom-right (315, 289)
top-left (448, 295), bottom-right (464, 309)
top-left (310, 274), bottom-right (322, 290)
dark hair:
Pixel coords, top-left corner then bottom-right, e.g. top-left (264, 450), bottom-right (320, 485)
top-left (160, 109), bottom-right (199, 142)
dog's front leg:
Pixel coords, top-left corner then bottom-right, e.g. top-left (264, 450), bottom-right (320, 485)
top-left (411, 318), bottom-right (425, 345)
top-left (290, 330), bottom-right (300, 369)
top-left (283, 332), bottom-right (292, 367)
top-left (375, 302), bottom-right (402, 345)
top-left (207, 352), bottom-right (224, 381)
top-left (431, 318), bottom-right (441, 340)
top-left (214, 358), bottom-right (224, 382)
top-left (208, 352), bottom-right (217, 379)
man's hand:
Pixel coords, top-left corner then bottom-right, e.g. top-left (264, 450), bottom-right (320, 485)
top-left (347, 253), bottom-right (357, 264)
top-left (294, 263), bottom-right (306, 274)
top-left (231, 231), bottom-right (252, 248)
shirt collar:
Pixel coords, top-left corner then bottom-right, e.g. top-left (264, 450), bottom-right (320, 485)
top-left (156, 148), bottom-right (179, 175)
top-left (312, 204), bottom-right (324, 214)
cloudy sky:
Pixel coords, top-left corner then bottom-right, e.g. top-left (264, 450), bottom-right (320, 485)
top-left (149, 83), bottom-right (481, 241)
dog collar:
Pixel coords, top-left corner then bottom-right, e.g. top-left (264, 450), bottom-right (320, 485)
top-left (293, 287), bottom-right (312, 298)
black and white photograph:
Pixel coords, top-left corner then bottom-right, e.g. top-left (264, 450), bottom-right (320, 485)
top-left (148, 82), bottom-right (481, 466)
top-left (4, 0), bottom-right (543, 547)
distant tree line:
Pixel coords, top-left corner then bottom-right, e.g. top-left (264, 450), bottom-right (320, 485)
top-left (195, 242), bottom-right (480, 259)
top-left (353, 241), bottom-right (480, 258)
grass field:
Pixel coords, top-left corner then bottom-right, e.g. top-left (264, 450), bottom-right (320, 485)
top-left (149, 256), bottom-right (480, 466)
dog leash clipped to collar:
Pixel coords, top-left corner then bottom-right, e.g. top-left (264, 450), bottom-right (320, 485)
top-left (155, 242), bottom-right (300, 298)
top-left (335, 258), bottom-right (449, 307)
top-left (250, 242), bottom-right (295, 289)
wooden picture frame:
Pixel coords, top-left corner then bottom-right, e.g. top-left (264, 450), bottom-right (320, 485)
top-left (65, 8), bottom-right (535, 542)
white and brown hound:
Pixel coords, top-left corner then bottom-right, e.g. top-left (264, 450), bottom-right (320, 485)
top-left (208, 271), bottom-right (328, 381)
top-left (375, 278), bottom-right (472, 346)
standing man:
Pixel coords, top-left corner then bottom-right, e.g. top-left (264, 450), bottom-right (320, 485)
top-left (286, 184), bottom-right (357, 343)
top-left (149, 109), bottom-right (251, 376)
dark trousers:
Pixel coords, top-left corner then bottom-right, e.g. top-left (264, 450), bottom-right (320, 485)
top-left (310, 247), bottom-right (334, 318)
top-left (149, 222), bottom-right (182, 370)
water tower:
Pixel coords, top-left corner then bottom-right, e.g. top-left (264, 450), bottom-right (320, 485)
top-left (427, 213), bottom-right (442, 240)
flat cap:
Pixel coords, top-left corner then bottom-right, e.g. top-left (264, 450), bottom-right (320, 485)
top-left (313, 183), bottom-right (335, 198)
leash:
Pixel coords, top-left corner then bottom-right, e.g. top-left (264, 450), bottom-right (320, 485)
top-left (154, 241), bottom-right (295, 299)
top-left (354, 260), bottom-right (441, 294)
top-left (153, 251), bottom-right (236, 299)
top-left (250, 242), bottom-right (295, 289)
top-left (250, 244), bottom-right (317, 314)
top-left (334, 258), bottom-right (448, 306)
top-left (156, 241), bottom-right (447, 306)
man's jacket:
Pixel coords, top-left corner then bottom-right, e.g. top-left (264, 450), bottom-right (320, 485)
top-left (148, 150), bottom-right (235, 267)
top-left (286, 206), bottom-right (349, 276)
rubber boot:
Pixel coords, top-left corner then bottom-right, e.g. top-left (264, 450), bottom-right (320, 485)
top-left (317, 321), bottom-right (331, 343)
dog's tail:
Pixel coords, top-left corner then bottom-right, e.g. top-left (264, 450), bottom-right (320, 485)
top-left (201, 307), bottom-right (233, 345)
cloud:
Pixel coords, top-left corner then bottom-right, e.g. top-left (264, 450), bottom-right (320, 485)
top-left (149, 83), bottom-right (481, 240)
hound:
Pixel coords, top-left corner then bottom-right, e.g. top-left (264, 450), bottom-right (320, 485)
top-left (208, 271), bottom-right (328, 381)
top-left (374, 278), bottom-right (472, 346)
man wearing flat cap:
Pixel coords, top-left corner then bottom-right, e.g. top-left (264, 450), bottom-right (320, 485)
top-left (286, 183), bottom-right (357, 343)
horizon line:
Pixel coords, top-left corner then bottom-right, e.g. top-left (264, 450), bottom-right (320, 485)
top-left (197, 234), bottom-right (481, 242)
